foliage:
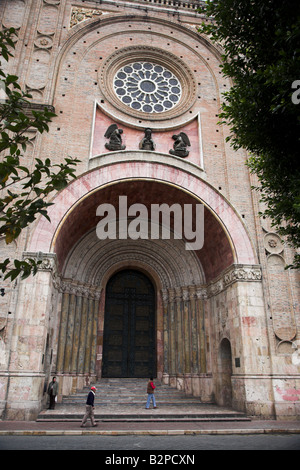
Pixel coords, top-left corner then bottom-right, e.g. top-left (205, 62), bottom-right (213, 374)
top-left (0, 28), bottom-right (79, 281)
top-left (199, 0), bottom-right (300, 268)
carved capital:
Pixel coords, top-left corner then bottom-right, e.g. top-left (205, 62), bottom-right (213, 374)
top-left (161, 289), bottom-right (169, 306)
top-left (22, 251), bottom-right (58, 273)
top-left (59, 278), bottom-right (101, 300)
top-left (206, 264), bottom-right (262, 298)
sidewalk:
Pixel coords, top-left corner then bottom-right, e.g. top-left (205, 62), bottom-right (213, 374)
top-left (1, 418), bottom-right (300, 436)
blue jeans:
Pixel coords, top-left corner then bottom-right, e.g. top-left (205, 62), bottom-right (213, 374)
top-left (146, 393), bottom-right (156, 408)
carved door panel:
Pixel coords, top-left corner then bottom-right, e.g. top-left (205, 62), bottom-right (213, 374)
top-left (102, 270), bottom-right (156, 378)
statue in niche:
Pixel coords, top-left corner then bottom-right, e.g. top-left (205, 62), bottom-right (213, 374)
top-left (139, 128), bottom-right (156, 151)
top-left (169, 132), bottom-right (190, 158)
top-left (104, 124), bottom-right (126, 151)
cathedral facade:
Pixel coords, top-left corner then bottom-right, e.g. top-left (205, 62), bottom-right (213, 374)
top-left (0, 0), bottom-right (299, 421)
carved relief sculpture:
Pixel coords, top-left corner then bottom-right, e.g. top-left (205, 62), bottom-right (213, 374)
top-left (104, 124), bottom-right (126, 151)
top-left (169, 132), bottom-right (190, 157)
top-left (139, 128), bottom-right (156, 151)
top-left (70, 7), bottom-right (102, 28)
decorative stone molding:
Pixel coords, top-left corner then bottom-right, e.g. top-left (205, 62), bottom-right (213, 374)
top-left (174, 287), bottom-right (183, 302)
top-left (59, 279), bottom-right (102, 300)
top-left (70, 7), bottom-right (102, 29)
top-left (23, 251), bottom-right (261, 302)
top-left (188, 285), bottom-right (197, 299)
top-left (162, 279), bottom-right (250, 304)
top-left (206, 264), bottom-right (262, 298)
top-left (264, 232), bottom-right (284, 255)
top-left (161, 289), bottom-right (169, 306)
top-left (25, 0), bottom-right (61, 97)
top-left (92, 250), bottom-right (172, 289)
top-left (21, 252), bottom-right (101, 299)
top-left (261, 229), bottom-right (297, 343)
top-left (196, 287), bottom-right (206, 300)
top-left (223, 265), bottom-right (262, 285)
top-left (22, 251), bottom-right (57, 272)
top-left (99, 46), bottom-right (197, 121)
top-left (96, 0), bottom-right (204, 14)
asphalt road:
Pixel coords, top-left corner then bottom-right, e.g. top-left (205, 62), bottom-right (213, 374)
top-left (0, 433), bottom-right (299, 451)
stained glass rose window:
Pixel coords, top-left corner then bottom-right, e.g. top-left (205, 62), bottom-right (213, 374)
top-left (113, 62), bottom-right (182, 114)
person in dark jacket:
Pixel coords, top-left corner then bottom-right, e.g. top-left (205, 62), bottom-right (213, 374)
top-left (80, 386), bottom-right (98, 427)
top-left (47, 377), bottom-right (58, 410)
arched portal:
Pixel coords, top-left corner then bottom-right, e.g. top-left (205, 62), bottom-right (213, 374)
top-left (102, 269), bottom-right (156, 378)
top-left (28, 156), bottom-right (258, 269)
top-left (27, 160), bottom-right (261, 403)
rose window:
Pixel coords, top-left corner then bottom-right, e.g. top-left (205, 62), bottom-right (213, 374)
top-left (113, 62), bottom-right (182, 114)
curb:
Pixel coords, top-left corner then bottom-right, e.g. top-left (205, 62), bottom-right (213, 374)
top-left (1, 428), bottom-right (300, 436)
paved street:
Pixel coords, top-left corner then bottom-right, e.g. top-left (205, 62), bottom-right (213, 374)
top-left (1, 433), bottom-right (300, 451)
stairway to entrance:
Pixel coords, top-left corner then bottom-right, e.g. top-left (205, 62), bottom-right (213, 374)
top-left (37, 378), bottom-right (250, 422)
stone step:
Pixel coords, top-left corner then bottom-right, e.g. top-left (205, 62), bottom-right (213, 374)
top-left (37, 378), bottom-right (251, 423)
top-left (61, 399), bottom-right (205, 404)
top-left (37, 405), bottom-right (250, 422)
top-left (62, 380), bottom-right (201, 403)
top-left (37, 416), bottom-right (251, 422)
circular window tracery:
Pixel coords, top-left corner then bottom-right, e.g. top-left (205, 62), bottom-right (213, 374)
top-left (113, 62), bottom-right (182, 114)
top-left (99, 46), bottom-right (197, 121)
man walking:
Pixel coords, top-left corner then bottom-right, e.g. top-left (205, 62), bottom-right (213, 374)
top-left (80, 386), bottom-right (98, 427)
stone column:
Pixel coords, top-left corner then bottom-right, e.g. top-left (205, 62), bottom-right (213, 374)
top-left (182, 287), bottom-right (191, 375)
top-left (168, 288), bottom-right (176, 386)
top-left (95, 288), bottom-right (105, 379)
top-left (63, 291), bottom-right (76, 373)
top-left (196, 287), bottom-right (207, 373)
top-left (4, 252), bottom-right (57, 420)
top-left (78, 295), bottom-right (89, 375)
top-left (175, 287), bottom-right (183, 379)
top-left (90, 293), bottom-right (100, 375)
top-left (161, 289), bottom-right (169, 383)
top-left (56, 291), bottom-right (69, 373)
top-left (84, 297), bottom-right (94, 373)
top-left (70, 293), bottom-right (83, 374)
top-left (189, 286), bottom-right (199, 375)
top-left (55, 281), bottom-right (101, 394)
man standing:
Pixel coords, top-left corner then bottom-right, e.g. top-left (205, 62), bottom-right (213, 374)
top-left (145, 377), bottom-right (157, 409)
top-left (47, 376), bottom-right (58, 410)
top-left (80, 386), bottom-right (98, 427)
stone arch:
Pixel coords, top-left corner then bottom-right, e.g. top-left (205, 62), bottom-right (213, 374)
top-left (63, 229), bottom-right (205, 289)
top-left (28, 157), bottom-right (257, 276)
top-left (27, 160), bottom-right (258, 393)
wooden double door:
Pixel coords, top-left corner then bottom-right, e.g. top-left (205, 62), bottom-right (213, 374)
top-left (102, 270), bottom-right (156, 378)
